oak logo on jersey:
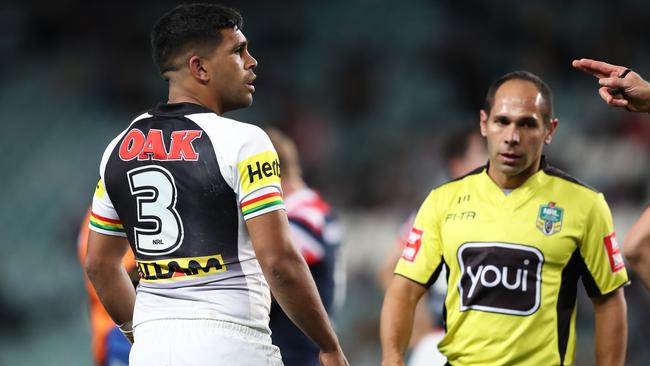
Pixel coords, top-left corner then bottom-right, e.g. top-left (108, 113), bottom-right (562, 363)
top-left (604, 232), bottom-right (625, 272)
top-left (137, 254), bottom-right (227, 282)
top-left (119, 128), bottom-right (202, 161)
top-left (536, 201), bottom-right (563, 236)
top-left (457, 242), bottom-right (544, 316)
top-left (237, 151), bottom-right (281, 194)
top-left (401, 227), bottom-right (423, 262)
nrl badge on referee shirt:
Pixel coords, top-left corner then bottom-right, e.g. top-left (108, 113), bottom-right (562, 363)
top-left (536, 201), bottom-right (563, 236)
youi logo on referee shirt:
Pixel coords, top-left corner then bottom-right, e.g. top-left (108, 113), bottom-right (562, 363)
top-left (457, 242), bottom-right (544, 316)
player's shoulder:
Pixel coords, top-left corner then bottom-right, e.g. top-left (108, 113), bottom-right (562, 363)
top-left (185, 112), bottom-right (266, 141)
top-left (286, 188), bottom-right (331, 217)
top-left (184, 112), bottom-right (273, 165)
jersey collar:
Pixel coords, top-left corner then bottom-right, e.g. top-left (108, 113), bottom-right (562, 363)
top-left (149, 102), bottom-right (213, 117)
top-left (479, 155), bottom-right (552, 207)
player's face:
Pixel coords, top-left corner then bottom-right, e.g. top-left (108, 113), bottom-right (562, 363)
top-left (480, 79), bottom-right (558, 188)
top-left (207, 27), bottom-right (258, 112)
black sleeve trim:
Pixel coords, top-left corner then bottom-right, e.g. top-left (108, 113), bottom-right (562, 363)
top-left (393, 262), bottom-right (444, 289)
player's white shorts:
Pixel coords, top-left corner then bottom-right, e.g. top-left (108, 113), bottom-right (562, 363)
top-left (129, 319), bottom-right (284, 366)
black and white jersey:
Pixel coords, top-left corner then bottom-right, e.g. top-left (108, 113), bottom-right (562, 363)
top-left (89, 102), bottom-right (285, 333)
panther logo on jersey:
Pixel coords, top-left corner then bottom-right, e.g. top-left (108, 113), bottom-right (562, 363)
top-left (536, 201), bottom-right (563, 236)
top-left (457, 242), bottom-right (544, 316)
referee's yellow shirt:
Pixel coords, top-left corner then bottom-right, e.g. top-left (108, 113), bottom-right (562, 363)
top-left (395, 159), bottom-right (628, 366)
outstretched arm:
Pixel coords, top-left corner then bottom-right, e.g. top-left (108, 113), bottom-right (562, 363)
top-left (572, 58), bottom-right (650, 112)
top-left (624, 205), bottom-right (650, 290)
top-left (592, 288), bottom-right (627, 366)
top-left (246, 210), bottom-right (348, 366)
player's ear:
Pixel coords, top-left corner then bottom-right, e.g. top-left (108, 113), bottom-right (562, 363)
top-left (188, 55), bottom-right (210, 83)
top-left (544, 118), bottom-right (559, 144)
top-left (479, 110), bottom-right (488, 137)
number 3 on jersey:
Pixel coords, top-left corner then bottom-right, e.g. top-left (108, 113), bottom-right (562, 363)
top-left (127, 165), bottom-right (184, 255)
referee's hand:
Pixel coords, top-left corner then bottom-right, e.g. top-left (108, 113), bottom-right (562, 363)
top-left (572, 58), bottom-right (650, 113)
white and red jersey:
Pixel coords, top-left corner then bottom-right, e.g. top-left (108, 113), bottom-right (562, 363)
top-left (89, 102), bottom-right (285, 333)
top-left (284, 188), bottom-right (340, 266)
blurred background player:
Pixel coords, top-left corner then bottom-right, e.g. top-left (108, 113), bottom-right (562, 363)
top-left (78, 210), bottom-right (138, 366)
top-left (266, 128), bottom-right (345, 366)
top-left (377, 128), bottom-right (486, 366)
top-left (573, 58), bottom-right (650, 291)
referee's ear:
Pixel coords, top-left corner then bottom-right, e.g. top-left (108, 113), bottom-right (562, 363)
top-left (544, 118), bottom-right (559, 145)
top-left (479, 109), bottom-right (489, 137)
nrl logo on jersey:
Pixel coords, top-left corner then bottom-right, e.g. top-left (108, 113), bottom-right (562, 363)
top-left (536, 201), bottom-right (563, 236)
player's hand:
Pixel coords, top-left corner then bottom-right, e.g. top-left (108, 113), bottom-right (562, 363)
top-left (572, 58), bottom-right (650, 113)
top-left (122, 330), bottom-right (134, 345)
top-left (319, 348), bottom-right (349, 366)
top-left (118, 321), bottom-right (135, 345)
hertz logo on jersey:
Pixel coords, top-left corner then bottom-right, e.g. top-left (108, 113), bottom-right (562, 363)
top-left (137, 254), bottom-right (227, 282)
top-left (238, 151), bottom-right (281, 195)
top-left (457, 242), bottom-right (544, 316)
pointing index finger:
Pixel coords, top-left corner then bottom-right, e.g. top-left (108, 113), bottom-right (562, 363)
top-left (572, 58), bottom-right (625, 79)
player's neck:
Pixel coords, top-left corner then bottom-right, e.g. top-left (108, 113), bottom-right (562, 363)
top-left (168, 84), bottom-right (224, 115)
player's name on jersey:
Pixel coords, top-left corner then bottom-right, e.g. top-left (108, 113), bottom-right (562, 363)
top-left (119, 128), bottom-right (203, 161)
top-left (137, 254), bottom-right (227, 282)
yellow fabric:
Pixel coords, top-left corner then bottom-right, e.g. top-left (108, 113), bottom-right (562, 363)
top-left (237, 151), bottom-right (281, 195)
top-left (395, 166), bottom-right (628, 366)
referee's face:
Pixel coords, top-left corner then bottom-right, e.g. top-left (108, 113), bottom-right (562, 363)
top-left (206, 27), bottom-right (258, 112)
top-left (480, 79), bottom-right (558, 189)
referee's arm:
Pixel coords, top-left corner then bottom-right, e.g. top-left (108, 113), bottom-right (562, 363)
top-left (380, 275), bottom-right (428, 366)
top-left (592, 287), bottom-right (627, 366)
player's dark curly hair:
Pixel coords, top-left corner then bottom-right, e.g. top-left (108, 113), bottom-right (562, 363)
top-left (484, 70), bottom-right (554, 124)
top-left (151, 3), bottom-right (243, 76)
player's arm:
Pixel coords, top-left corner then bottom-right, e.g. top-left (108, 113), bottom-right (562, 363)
top-left (380, 275), bottom-right (427, 366)
top-left (623, 205), bottom-right (650, 290)
top-left (246, 210), bottom-right (348, 366)
top-left (572, 58), bottom-right (650, 112)
top-left (591, 288), bottom-right (627, 366)
top-left (85, 230), bottom-right (136, 343)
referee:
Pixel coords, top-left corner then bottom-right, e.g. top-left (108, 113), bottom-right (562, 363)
top-left (380, 71), bottom-right (628, 366)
